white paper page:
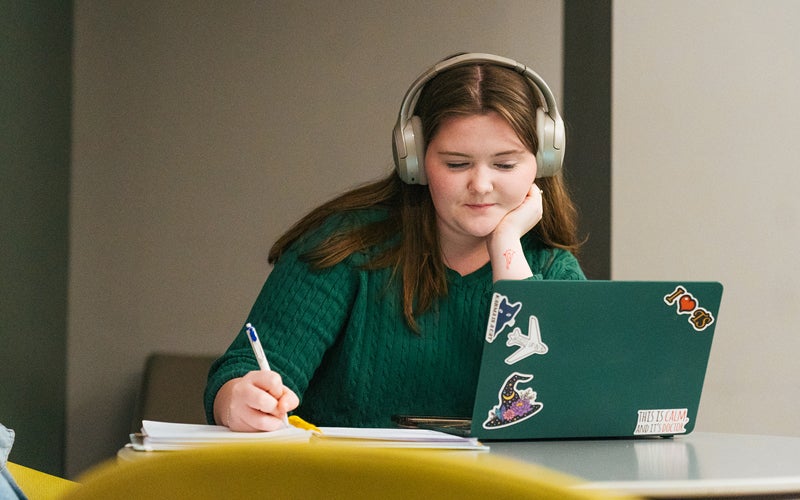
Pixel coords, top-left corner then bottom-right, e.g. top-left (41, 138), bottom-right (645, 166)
top-left (318, 427), bottom-right (471, 442)
top-left (141, 420), bottom-right (310, 442)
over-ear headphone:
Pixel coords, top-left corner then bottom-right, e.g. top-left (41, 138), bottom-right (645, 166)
top-left (392, 53), bottom-right (565, 185)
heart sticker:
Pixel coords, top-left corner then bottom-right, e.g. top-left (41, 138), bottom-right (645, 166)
top-left (664, 285), bottom-right (715, 331)
top-left (678, 295), bottom-right (697, 313)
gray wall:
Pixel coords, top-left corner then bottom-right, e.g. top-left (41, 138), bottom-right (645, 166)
top-left (1, 1), bottom-right (71, 476)
top-left (69, 0), bottom-right (564, 477)
top-left (612, 0), bottom-right (800, 436)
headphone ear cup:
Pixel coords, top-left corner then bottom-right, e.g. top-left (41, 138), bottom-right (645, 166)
top-left (535, 107), bottom-right (565, 178)
top-left (409, 116), bottom-right (427, 185)
top-left (393, 115), bottom-right (428, 185)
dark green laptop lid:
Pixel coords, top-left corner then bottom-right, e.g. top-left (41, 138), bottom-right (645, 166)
top-left (471, 280), bottom-right (723, 440)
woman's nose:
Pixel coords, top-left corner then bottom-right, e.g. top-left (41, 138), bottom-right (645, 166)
top-left (468, 165), bottom-right (494, 194)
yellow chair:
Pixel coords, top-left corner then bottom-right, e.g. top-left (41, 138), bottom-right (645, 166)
top-left (63, 442), bottom-right (637, 500)
top-left (6, 462), bottom-right (78, 500)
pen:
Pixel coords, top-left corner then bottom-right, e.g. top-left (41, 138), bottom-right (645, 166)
top-left (245, 322), bottom-right (290, 427)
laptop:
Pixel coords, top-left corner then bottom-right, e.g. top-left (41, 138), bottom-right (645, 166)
top-left (469, 280), bottom-right (723, 440)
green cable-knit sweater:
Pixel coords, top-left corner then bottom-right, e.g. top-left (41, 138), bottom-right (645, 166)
top-left (204, 209), bottom-right (585, 427)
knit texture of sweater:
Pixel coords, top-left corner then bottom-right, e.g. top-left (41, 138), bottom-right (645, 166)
top-left (204, 209), bottom-right (585, 427)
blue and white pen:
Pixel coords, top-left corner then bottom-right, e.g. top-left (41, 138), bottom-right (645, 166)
top-left (245, 322), bottom-right (290, 427)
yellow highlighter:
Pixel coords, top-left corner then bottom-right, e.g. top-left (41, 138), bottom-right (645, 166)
top-left (288, 415), bottom-right (321, 433)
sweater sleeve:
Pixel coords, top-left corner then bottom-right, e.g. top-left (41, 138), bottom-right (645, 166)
top-left (528, 246), bottom-right (586, 281)
top-left (204, 223), bottom-right (360, 424)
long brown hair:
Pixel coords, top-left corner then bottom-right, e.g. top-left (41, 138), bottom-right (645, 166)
top-left (269, 62), bottom-right (581, 331)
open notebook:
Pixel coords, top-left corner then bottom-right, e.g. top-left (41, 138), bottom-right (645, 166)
top-left (130, 418), bottom-right (487, 451)
top-left (469, 280), bottom-right (723, 440)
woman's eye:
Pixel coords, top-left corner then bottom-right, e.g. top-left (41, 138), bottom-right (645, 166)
top-left (446, 162), bottom-right (469, 169)
top-left (496, 163), bottom-right (515, 170)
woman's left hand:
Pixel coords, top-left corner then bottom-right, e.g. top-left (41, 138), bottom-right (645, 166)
top-left (491, 183), bottom-right (543, 242)
top-left (486, 183), bottom-right (542, 282)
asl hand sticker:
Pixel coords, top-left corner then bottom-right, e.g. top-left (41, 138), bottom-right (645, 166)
top-left (482, 372), bottom-right (543, 429)
top-left (664, 286), bottom-right (715, 332)
top-left (486, 293), bottom-right (522, 343)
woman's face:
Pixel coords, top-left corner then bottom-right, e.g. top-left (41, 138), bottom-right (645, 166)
top-left (424, 111), bottom-right (537, 248)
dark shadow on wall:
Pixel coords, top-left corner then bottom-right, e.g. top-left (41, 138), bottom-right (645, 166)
top-left (0, 0), bottom-right (72, 476)
top-left (563, 0), bottom-right (612, 279)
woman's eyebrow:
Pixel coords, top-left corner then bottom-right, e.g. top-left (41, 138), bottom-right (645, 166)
top-left (492, 149), bottom-right (527, 156)
top-left (436, 150), bottom-right (470, 157)
top-left (436, 149), bottom-right (526, 157)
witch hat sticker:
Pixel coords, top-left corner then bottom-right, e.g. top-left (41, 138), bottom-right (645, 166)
top-left (482, 372), bottom-right (544, 429)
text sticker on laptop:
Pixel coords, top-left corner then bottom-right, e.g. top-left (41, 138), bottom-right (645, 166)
top-left (634, 408), bottom-right (690, 435)
top-left (664, 285), bottom-right (716, 332)
top-left (485, 293), bottom-right (522, 343)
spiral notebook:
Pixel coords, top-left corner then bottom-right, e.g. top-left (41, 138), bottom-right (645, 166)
top-left (469, 280), bottom-right (723, 440)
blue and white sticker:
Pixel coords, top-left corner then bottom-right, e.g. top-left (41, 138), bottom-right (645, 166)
top-left (486, 293), bottom-right (522, 343)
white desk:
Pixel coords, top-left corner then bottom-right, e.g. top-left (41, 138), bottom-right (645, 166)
top-left (119, 431), bottom-right (800, 498)
top-left (489, 432), bottom-right (800, 498)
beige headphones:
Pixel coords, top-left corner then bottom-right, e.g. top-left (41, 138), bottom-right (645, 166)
top-left (392, 53), bottom-right (565, 185)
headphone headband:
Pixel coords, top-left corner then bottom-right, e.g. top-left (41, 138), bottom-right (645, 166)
top-left (392, 53), bottom-right (565, 184)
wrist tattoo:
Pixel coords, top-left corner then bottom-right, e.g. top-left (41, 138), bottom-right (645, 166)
top-left (503, 249), bottom-right (516, 270)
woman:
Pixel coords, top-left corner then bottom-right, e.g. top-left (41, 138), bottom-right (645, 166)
top-left (205, 53), bottom-right (584, 431)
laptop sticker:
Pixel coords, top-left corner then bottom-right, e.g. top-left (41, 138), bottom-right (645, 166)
top-left (633, 408), bottom-right (690, 435)
top-left (482, 372), bottom-right (544, 429)
top-left (504, 315), bottom-right (548, 365)
top-left (486, 293), bottom-right (522, 343)
top-left (663, 286), bottom-right (715, 332)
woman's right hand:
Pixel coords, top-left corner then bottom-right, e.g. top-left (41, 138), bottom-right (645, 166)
top-left (213, 370), bottom-right (300, 431)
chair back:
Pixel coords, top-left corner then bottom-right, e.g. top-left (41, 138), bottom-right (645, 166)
top-left (6, 462), bottom-right (77, 500)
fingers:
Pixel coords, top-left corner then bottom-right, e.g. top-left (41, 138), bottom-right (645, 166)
top-left (231, 405), bottom-right (287, 432)
top-left (277, 386), bottom-right (300, 414)
top-left (530, 182), bottom-right (544, 200)
top-left (508, 184), bottom-right (544, 232)
top-left (528, 183), bottom-right (544, 214)
top-left (247, 369), bottom-right (285, 395)
top-left (225, 371), bottom-right (299, 431)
